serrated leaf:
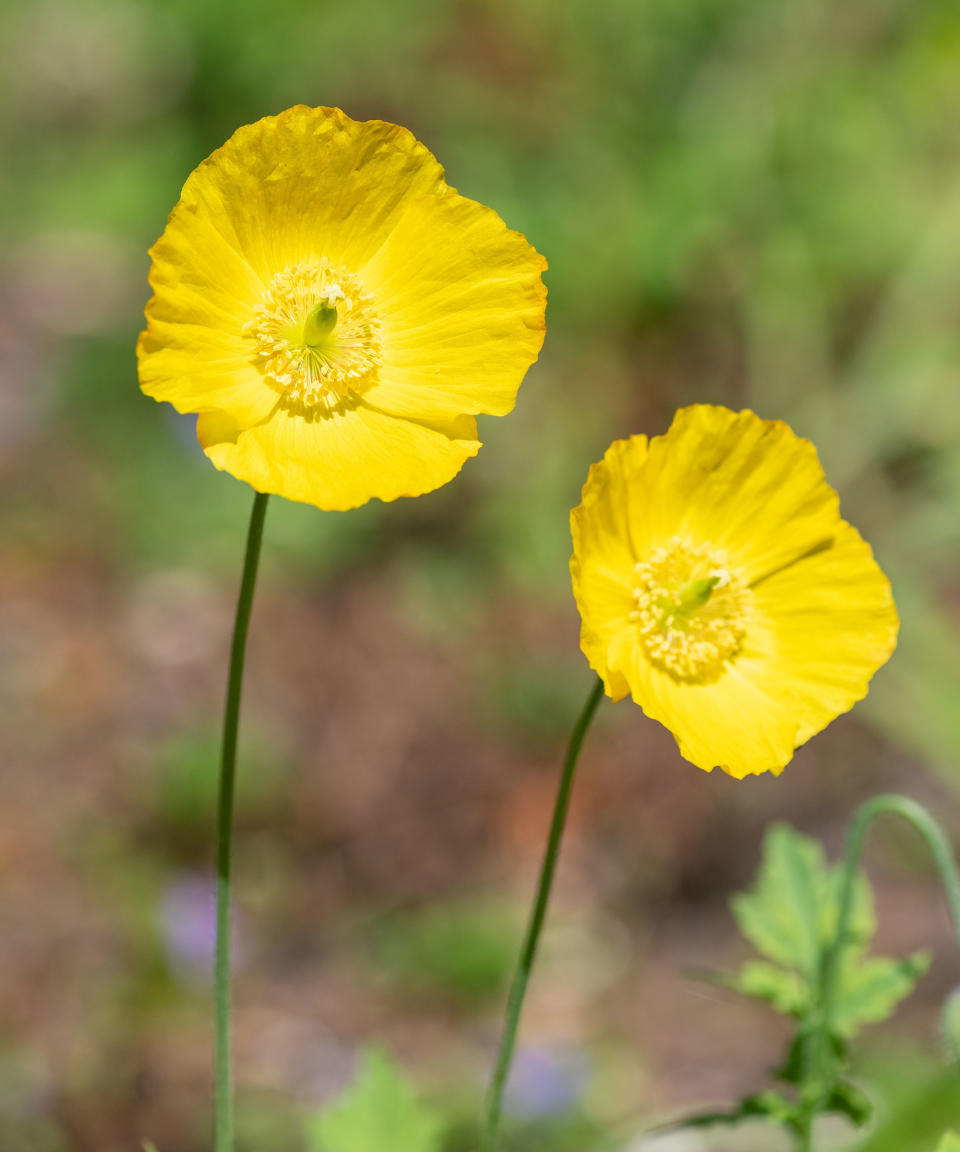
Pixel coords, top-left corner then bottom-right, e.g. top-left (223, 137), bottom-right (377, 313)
top-left (832, 951), bottom-right (931, 1038)
top-left (936, 1134), bottom-right (960, 1152)
top-left (307, 1049), bottom-right (442, 1152)
top-left (678, 1090), bottom-right (798, 1130)
top-left (730, 824), bottom-right (929, 1037)
top-left (731, 825), bottom-right (874, 979)
top-left (732, 960), bottom-right (806, 1016)
top-left (731, 825), bottom-right (825, 977)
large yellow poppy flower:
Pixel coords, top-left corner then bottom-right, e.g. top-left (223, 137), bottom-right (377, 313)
top-left (570, 406), bottom-right (898, 778)
top-left (138, 106), bottom-right (547, 510)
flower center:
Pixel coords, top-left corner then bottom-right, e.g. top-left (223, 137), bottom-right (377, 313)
top-left (244, 259), bottom-right (383, 411)
top-left (630, 537), bottom-right (752, 680)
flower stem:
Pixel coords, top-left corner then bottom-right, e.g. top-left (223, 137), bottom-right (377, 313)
top-left (801, 793), bottom-right (960, 1148)
top-left (215, 490), bottom-right (269, 1152)
top-left (480, 676), bottom-right (605, 1152)
top-left (822, 794), bottom-right (960, 1028)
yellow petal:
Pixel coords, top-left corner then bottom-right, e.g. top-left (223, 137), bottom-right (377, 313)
top-left (171, 106), bottom-right (447, 282)
top-left (137, 222), bottom-right (272, 426)
top-left (636, 406), bottom-right (841, 582)
top-left (198, 401), bottom-right (480, 511)
top-left (570, 437), bottom-right (649, 701)
top-left (607, 626), bottom-right (799, 778)
top-left (362, 189), bottom-right (547, 420)
top-left (749, 520), bottom-right (898, 745)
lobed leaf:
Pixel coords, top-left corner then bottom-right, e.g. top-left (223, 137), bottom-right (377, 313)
top-left (832, 952), bottom-right (931, 1038)
top-left (731, 824), bottom-right (826, 977)
top-left (732, 960), bottom-right (805, 1016)
top-left (730, 824), bottom-right (929, 1037)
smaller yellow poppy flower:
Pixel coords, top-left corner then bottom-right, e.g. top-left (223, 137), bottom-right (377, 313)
top-left (138, 106), bottom-right (547, 510)
top-left (570, 406), bottom-right (898, 778)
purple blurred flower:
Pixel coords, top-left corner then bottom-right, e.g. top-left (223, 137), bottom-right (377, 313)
top-left (505, 1046), bottom-right (589, 1118)
top-left (160, 873), bottom-right (241, 981)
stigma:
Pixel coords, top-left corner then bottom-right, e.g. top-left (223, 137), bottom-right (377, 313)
top-left (244, 259), bottom-right (382, 411)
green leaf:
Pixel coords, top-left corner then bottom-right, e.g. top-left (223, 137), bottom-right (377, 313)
top-left (729, 824), bottom-right (929, 1037)
top-left (678, 1090), bottom-right (798, 1130)
top-left (832, 951), bottom-right (931, 1038)
top-left (937, 1135), bottom-right (960, 1152)
top-left (826, 1079), bottom-right (873, 1127)
top-left (307, 1049), bottom-right (442, 1152)
top-left (731, 960), bottom-right (805, 1016)
top-left (731, 825), bottom-right (875, 979)
top-left (731, 825), bottom-right (826, 978)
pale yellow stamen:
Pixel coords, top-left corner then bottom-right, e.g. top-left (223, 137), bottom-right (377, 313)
top-left (244, 259), bottom-right (382, 411)
top-left (630, 536), bottom-right (752, 679)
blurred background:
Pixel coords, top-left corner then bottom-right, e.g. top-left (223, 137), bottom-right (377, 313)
top-left (1, 0), bottom-right (960, 1148)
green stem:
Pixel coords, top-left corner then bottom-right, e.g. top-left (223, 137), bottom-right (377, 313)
top-left (480, 676), bottom-right (605, 1152)
top-left (823, 794), bottom-right (960, 1026)
top-left (215, 490), bottom-right (269, 1152)
top-left (803, 793), bottom-right (960, 1148)
top-left (795, 1114), bottom-right (814, 1152)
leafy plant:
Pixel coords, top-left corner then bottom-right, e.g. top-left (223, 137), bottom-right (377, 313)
top-left (682, 823), bottom-right (931, 1147)
top-left (730, 825), bottom-right (929, 1040)
top-left (306, 1049), bottom-right (442, 1152)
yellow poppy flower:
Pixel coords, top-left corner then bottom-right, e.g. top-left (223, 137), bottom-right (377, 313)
top-left (138, 106), bottom-right (547, 510)
top-left (570, 405), bottom-right (898, 778)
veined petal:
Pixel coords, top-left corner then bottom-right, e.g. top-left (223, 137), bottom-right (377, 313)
top-left (362, 190), bottom-right (547, 420)
top-left (137, 324), bottom-right (278, 429)
top-left (637, 406), bottom-right (841, 582)
top-left (198, 402), bottom-right (480, 511)
top-left (750, 520), bottom-right (898, 744)
top-left (571, 437), bottom-right (650, 700)
top-left (608, 626), bottom-right (800, 777)
top-left (174, 106), bottom-right (447, 281)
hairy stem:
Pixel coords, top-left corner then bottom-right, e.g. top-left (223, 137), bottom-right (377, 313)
top-left (215, 491), bottom-right (269, 1152)
top-left (480, 676), bottom-right (605, 1152)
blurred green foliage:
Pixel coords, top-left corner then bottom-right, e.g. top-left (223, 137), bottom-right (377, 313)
top-left (851, 1049), bottom-right (960, 1152)
top-left (149, 720), bottom-right (288, 846)
top-left (369, 898), bottom-right (517, 1007)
